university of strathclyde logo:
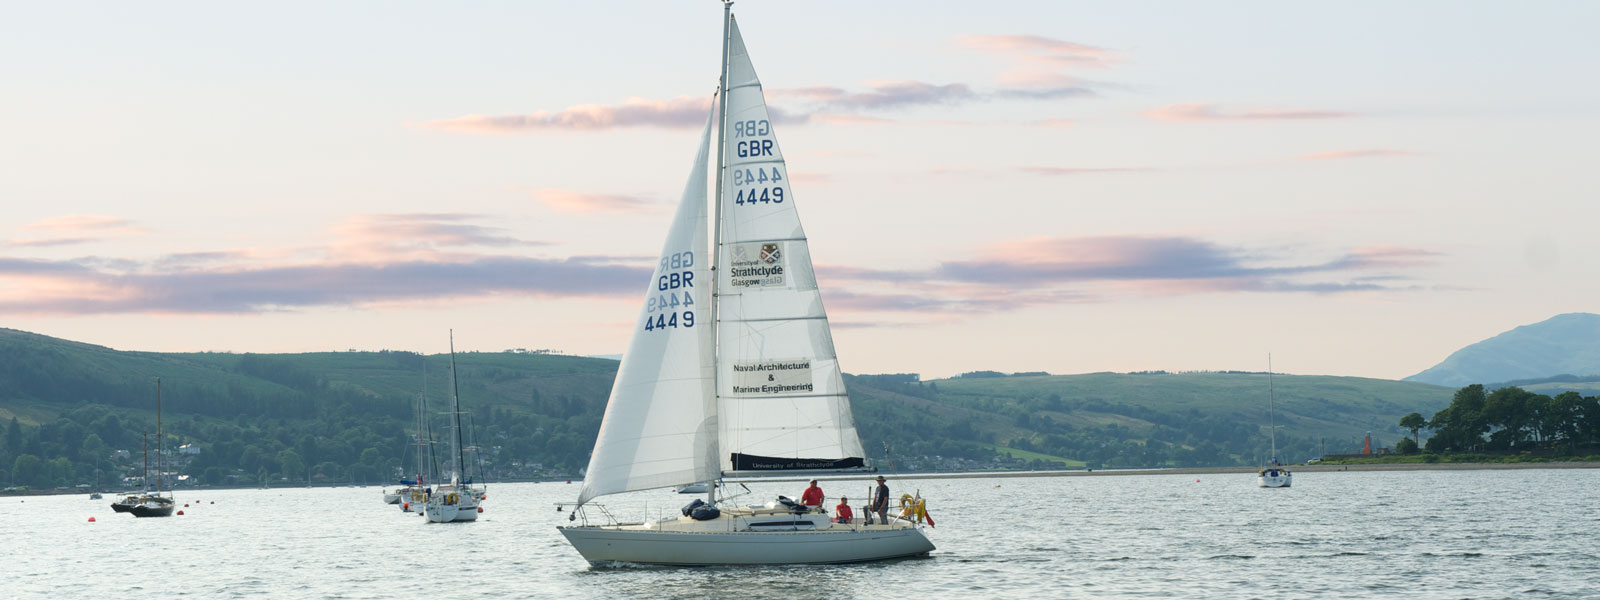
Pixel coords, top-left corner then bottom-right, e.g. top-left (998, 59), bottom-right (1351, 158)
top-left (760, 243), bottom-right (781, 264)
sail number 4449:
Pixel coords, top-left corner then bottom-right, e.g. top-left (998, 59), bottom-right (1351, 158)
top-left (648, 250), bottom-right (696, 331)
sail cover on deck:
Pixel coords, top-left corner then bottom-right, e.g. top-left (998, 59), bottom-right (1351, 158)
top-left (715, 17), bottom-right (867, 473)
top-left (577, 108), bottom-right (718, 507)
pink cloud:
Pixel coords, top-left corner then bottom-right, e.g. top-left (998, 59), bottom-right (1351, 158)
top-left (0, 254), bottom-right (646, 316)
top-left (415, 96), bottom-right (714, 133)
top-left (770, 86), bottom-right (850, 103)
top-left (810, 235), bottom-right (1444, 318)
top-left (1296, 149), bottom-right (1417, 161)
top-left (1020, 166), bottom-right (1152, 176)
top-left (327, 213), bottom-right (539, 263)
top-left (1334, 245), bottom-right (1441, 268)
top-left (6, 237), bottom-right (97, 248)
top-left (1143, 103), bottom-right (1354, 123)
top-left (533, 188), bottom-right (657, 215)
top-left (7, 214), bottom-right (150, 248)
top-left (22, 215), bottom-right (142, 232)
top-left (955, 34), bottom-right (1119, 69)
top-left (1028, 118), bottom-right (1075, 128)
top-left (812, 114), bottom-right (896, 125)
top-left (785, 81), bottom-right (978, 109)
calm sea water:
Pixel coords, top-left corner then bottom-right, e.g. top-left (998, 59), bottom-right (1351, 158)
top-left (7, 469), bottom-right (1598, 599)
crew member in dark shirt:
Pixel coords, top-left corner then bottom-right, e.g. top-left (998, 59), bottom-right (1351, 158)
top-left (870, 475), bottom-right (889, 523)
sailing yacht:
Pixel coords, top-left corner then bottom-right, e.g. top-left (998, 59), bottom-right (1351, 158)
top-left (389, 366), bottom-right (432, 511)
top-left (110, 433), bottom-right (152, 513)
top-left (130, 378), bottom-right (176, 517)
top-left (89, 459), bottom-right (103, 500)
top-left (423, 333), bottom-right (482, 523)
top-left (1258, 357), bottom-right (1292, 488)
top-left (557, 3), bottom-right (934, 565)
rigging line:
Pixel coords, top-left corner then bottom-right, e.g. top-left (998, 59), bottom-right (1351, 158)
top-left (723, 316), bottom-right (828, 323)
top-left (721, 235), bottom-right (807, 243)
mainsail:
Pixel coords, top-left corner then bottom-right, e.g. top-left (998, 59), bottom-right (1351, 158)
top-left (714, 16), bottom-right (866, 473)
top-left (576, 110), bottom-right (718, 507)
top-left (576, 14), bottom-right (868, 509)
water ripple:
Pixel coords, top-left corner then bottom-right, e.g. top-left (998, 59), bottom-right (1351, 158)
top-left (6, 469), bottom-right (1600, 598)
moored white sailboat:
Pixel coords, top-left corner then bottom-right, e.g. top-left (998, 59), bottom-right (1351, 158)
top-left (423, 332), bottom-right (481, 523)
top-left (557, 3), bottom-right (933, 565)
top-left (1258, 356), bottom-right (1292, 488)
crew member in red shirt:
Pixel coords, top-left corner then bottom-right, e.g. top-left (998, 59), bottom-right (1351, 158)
top-left (835, 496), bottom-right (854, 524)
top-left (800, 479), bottom-right (825, 507)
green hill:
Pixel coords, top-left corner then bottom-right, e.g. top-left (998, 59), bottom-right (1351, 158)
top-left (1, 328), bottom-right (1455, 490)
top-left (0, 327), bottom-right (617, 490)
top-left (849, 371), bottom-right (1453, 470)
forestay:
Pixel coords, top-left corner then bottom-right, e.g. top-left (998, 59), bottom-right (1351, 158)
top-left (576, 110), bottom-right (718, 507)
top-left (714, 16), bottom-right (866, 473)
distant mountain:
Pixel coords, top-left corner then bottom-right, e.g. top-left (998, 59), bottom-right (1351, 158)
top-left (1405, 313), bottom-right (1600, 387)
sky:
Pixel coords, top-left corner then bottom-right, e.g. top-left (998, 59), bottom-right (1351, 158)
top-left (2, 1), bottom-right (1597, 381)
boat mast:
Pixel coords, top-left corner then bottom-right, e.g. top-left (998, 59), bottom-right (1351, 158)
top-left (418, 362), bottom-right (428, 486)
top-left (142, 432), bottom-right (149, 493)
top-left (707, 0), bottom-right (733, 505)
top-left (448, 330), bottom-right (465, 486)
top-left (156, 377), bottom-right (163, 495)
top-left (1267, 354), bottom-right (1277, 465)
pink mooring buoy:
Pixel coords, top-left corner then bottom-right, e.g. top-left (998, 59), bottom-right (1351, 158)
top-left (88, 516), bottom-right (96, 522)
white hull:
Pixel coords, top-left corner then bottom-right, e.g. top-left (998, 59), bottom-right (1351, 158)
top-left (560, 506), bottom-right (933, 565)
top-left (423, 488), bottom-right (480, 523)
top-left (400, 488), bottom-right (427, 512)
top-left (560, 525), bottom-right (932, 565)
top-left (1258, 471), bottom-right (1292, 488)
top-left (383, 491), bottom-right (401, 504)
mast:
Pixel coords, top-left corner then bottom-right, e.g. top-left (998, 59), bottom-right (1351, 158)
top-left (707, 0), bottom-right (733, 505)
top-left (448, 330), bottom-right (465, 486)
top-left (418, 361), bottom-right (428, 486)
top-left (1267, 354), bottom-right (1277, 465)
top-left (142, 432), bottom-right (149, 493)
top-left (156, 377), bottom-right (163, 495)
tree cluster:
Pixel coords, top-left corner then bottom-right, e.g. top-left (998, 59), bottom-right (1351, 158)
top-left (1412, 384), bottom-right (1600, 454)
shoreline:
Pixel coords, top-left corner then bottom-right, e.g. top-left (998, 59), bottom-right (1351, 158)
top-left (10, 461), bottom-right (1600, 497)
top-left (802, 460), bottom-right (1600, 484)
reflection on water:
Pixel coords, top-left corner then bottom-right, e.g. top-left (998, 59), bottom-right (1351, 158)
top-left (7, 468), bottom-right (1599, 598)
